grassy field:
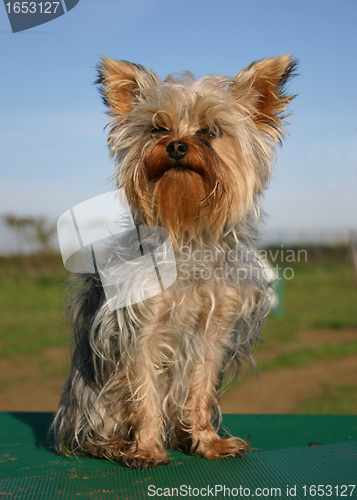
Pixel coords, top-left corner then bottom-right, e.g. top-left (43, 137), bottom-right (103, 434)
top-left (221, 245), bottom-right (357, 414)
top-left (0, 247), bottom-right (356, 414)
top-left (0, 255), bottom-right (69, 359)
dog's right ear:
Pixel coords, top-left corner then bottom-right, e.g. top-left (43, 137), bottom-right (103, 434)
top-left (97, 57), bottom-right (159, 117)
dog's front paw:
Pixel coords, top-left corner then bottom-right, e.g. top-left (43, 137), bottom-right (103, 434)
top-left (191, 434), bottom-right (249, 459)
top-left (87, 441), bottom-right (169, 467)
top-left (202, 437), bottom-right (249, 459)
top-left (123, 446), bottom-right (170, 469)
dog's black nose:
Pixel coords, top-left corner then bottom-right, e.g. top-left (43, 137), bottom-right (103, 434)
top-left (166, 141), bottom-right (189, 160)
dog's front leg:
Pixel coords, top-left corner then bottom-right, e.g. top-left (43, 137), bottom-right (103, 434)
top-left (120, 324), bottom-right (170, 469)
top-left (176, 283), bottom-right (250, 459)
top-left (182, 340), bottom-right (249, 459)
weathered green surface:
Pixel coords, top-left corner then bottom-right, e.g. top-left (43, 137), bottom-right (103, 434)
top-left (0, 413), bottom-right (356, 498)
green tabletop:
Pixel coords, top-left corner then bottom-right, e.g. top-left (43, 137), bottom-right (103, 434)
top-left (0, 413), bottom-right (356, 499)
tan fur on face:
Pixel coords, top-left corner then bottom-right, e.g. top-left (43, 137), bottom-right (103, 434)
top-left (138, 136), bottom-right (225, 243)
top-left (97, 56), bottom-right (296, 244)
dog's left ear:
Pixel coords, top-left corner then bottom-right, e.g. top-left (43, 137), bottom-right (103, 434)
top-left (231, 55), bottom-right (297, 143)
top-left (97, 57), bottom-right (159, 118)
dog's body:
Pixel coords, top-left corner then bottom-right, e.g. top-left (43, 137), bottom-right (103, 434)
top-left (53, 55), bottom-right (296, 468)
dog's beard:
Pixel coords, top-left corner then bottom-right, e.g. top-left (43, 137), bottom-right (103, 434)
top-left (134, 139), bottom-right (226, 242)
top-left (152, 168), bottom-right (209, 235)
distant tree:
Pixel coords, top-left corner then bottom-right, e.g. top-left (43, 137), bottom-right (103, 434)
top-left (3, 215), bottom-right (56, 254)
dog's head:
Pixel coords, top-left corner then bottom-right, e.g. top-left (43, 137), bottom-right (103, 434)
top-left (97, 56), bottom-right (296, 244)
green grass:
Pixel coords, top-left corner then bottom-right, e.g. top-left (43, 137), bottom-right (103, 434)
top-left (263, 253), bottom-right (357, 342)
top-left (0, 257), bottom-right (70, 358)
top-left (296, 383), bottom-right (357, 415)
top-left (259, 341), bottom-right (357, 372)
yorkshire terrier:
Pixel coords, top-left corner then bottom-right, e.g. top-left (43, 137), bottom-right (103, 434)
top-left (53, 55), bottom-right (296, 468)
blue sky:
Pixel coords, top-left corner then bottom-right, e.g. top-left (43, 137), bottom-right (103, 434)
top-left (1, 0), bottom-right (356, 249)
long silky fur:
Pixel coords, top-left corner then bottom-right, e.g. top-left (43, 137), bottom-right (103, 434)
top-left (53, 222), bottom-right (271, 454)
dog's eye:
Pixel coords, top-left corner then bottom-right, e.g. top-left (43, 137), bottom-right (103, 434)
top-left (196, 127), bottom-right (219, 139)
top-left (151, 126), bottom-right (169, 134)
